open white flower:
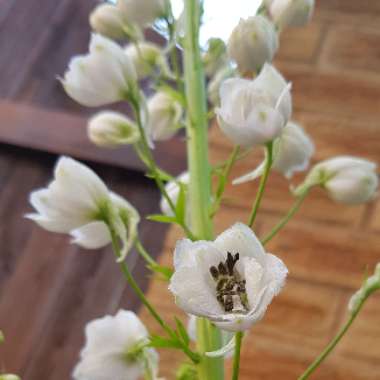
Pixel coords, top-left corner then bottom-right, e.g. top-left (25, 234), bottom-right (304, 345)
top-left (125, 42), bottom-right (169, 79)
top-left (117, 0), bottom-right (166, 28)
top-left (26, 157), bottom-right (139, 261)
top-left (234, 121), bottom-right (314, 184)
top-left (227, 15), bottom-right (279, 74)
top-left (73, 310), bottom-right (159, 380)
top-left (88, 111), bottom-right (140, 148)
top-left (169, 223), bottom-right (288, 332)
top-left (147, 91), bottom-right (183, 141)
top-left (62, 34), bottom-right (137, 107)
top-left (266, 0), bottom-right (315, 30)
top-left (217, 64), bottom-right (292, 147)
top-left (160, 172), bottom-right (189, 216)
top-left (294, 156), bottom-right (378, 204)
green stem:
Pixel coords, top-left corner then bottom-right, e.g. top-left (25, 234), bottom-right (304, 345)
top-left (247, 142), bottom-right (273, 228)
top-left (211, 145), bottom-right (240, 217)
top-left (110, 231), bottom-right (199, 363)
top-left (232, 332), bottom-right (244, 380)
top-left (298, 298), bottom-right (366, 380)
top-left (261, 189), bottom-right (309, 245)
top-left (135, 238), bottom-right (158, 268)
top-left (183, 1), bottom-right (224, 379)
top-left (131, 101), bottom-right (196, 241)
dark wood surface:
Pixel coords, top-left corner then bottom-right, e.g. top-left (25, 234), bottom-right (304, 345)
top-left (0, 1), bottom-right (379, 380)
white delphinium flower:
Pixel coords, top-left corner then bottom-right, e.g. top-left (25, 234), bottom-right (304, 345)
top-left (234, 121), bottom-right (314, 184)
top-left (294, 156), bottom-right (378, 204)
top-left (147, 91), bottom-right (183, 141)
top-left (73, 310), bottom-right (159, 380)
top-left (203, 38), bottom-right (229, 78)
top-left (227, 15), bottom-right (279, 74)
top-left (125, 42), bottom-right (169, 79)
top-left (265, 0), bottom-right (315, 30)
top-left (62, 34), bottom-right (137, 107)
top-left (26, 157), bottom-right (139, 261)
top-left (348, 263), bottom-right (380, 314)
top-left (89, 4), bottom-right (128, 40)
top-left (169, 223), bottom-right (288, 332)
top-left (217, 63), bottom-right (292, 147)
top-left (208, 65), bottom-right (236, 106)
top-left (88, 111), bottom-right (140, 148)
top-left (160, 172), bottom-right (190, 216)
top-left (117, 0), bottom-right (167, 28)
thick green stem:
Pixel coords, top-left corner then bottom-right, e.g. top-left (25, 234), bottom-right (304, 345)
top-left (183, 1), bottom-right (224, 379)
top-left (261, 189), bottom-right (309, 245)
top-left (298, 298), bottom-right (366, 380)
top-left (248, 143), bottom-right (273, 228)
top-left (232, 332), bottom-right (244, 380)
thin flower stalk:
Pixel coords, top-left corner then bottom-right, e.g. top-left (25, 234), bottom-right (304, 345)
top-left (232, 332), bottom-right (244, 380)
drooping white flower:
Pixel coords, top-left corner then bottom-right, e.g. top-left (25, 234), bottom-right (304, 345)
top-left (125, 42), bottom-right (169, 79)
top-left (169, 223), bottom-right (288, 332)
top-left (234, 121), bottom-right (314, 184)
top-left (227, 15), bottom-right (279, 74)
top-left (348, 263), bottom-right (380, 314)
top-left (147, 91), bottom-right (183, 141)
top-left (266, 0), bottom-right (315, 30)
top-left (26, 157), bottom-right (139, 261)
top-left (73, 310), bottom-right (159, 380)
top-left (62, 34), bottom-right (137, 107)
top-left (203, 38), bottom-right (229, 78)
top-left (88, 111), bottom-right (140, 148)
top-left (216, 63), bottom-right (292, 147)
top-left (160, 172), bottom-right (190, 216)
top-left (89, 4), bottom-right (128, 40)
top-left (294, 156), bottom-right (379, 204)
top-left (117, 0), bottom-right (167, 28)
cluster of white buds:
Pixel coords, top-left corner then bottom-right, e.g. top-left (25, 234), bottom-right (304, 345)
top-left (73, 310), bottom-right (160, 380)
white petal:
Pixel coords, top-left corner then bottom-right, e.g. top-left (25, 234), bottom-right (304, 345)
top-left (70, 221), bottom-right (111, 249)
top-left (206, 335), bottom-right (236, 358)
top-left (214, 223), bottom-right (266, 265)
top-left (233, 161), bottom-right (265, 185)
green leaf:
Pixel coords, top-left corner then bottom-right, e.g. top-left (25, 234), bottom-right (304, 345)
top-left (147, 214), bottom-right (178, 224)
top-left (149, 335), bottom-right (182, 349)
top-left (175, 317), bottom-right (190, 346)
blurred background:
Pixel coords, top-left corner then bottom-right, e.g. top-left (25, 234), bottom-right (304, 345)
top-left (0, 0), bottom-right (379, 379)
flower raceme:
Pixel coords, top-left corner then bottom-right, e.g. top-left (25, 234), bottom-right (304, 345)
top-left (227, 15), bottom-right (279, 75)
top-left (169, 223), bottom-right (288, 332)
top-left (73, 310), bottom-right (159, 380)
top-left (61, 34), bottom-right (137, 107)
top-left (26, 157), bottom-right (139, 261)
top-left (264, 0), bottom-right (315, 30)
top-left (294, 156), bottom-right (379, 205)
top-left (216, 63), bottom-right (292, 147)
top-left (88, 111), bottom-right (140, 148)
top-left (234, 121), bottom-right (314, 184)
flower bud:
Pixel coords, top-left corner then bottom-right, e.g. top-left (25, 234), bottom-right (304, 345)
top-left (160, 172), bottom-right (189, 217)
top-left (62, 34), bottom-right (137, 107)
top-left (147, 91), bottom-right (183, 141)
top-left (125, 42), bottom-right (169, 79)
top-left (88, 111), bottom-right (140, 148)
top-left (217, 63), bottom-right (292, 147)
top-left (348, 263), bottom-right (380, 313)
top-left (89, 4), bottom-right (127, 40)
top-left (203, 38), bottom-right (228, 77)
top-left (117, 0), bottom-right (167, 28)
top-left (234, 121), bottom-right (314, 184)
top-left (266, 0), bottom-right (315, 29)
top-left (295, 156), bottom-right (378, 204)
top-left (227, 15), bottom-right (279, 74)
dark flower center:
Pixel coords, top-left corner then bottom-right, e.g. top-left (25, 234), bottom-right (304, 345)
top-left (210, 252), bottom-right (249, 313)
